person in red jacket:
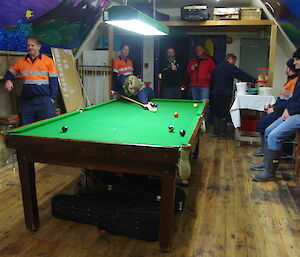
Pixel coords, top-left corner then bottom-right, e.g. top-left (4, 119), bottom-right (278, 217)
top-left (187, 45), bottom-right (216, 100)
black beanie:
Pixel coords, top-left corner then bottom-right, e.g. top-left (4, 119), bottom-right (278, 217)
top-left (286, 58), bottom-right (297, 72)
top-left (293, 48), bottom-right (300, 59)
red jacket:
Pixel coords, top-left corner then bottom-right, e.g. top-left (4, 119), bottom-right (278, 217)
top-left (187, 55), bottom-right (215, 87)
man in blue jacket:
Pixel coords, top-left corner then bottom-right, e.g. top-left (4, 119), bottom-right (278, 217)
top-left (210, 54), bottom-right (256, 138)
top-left (252, 49), bottom-right (300, 182)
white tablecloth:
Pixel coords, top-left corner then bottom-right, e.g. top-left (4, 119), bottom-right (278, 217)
top-left (230, 95), bottom-right (276, 128)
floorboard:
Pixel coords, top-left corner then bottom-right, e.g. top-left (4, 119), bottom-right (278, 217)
top-left (0, 134), bottom-right (299, 257)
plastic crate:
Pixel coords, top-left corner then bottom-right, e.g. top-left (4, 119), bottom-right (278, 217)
top-left (241, 115), bottom-right (258, 132)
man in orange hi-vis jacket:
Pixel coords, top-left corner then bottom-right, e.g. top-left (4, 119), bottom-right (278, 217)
top-left (111, 44), bottom-right (134, 95)
top-left (4, 35), bottom-right (59, 125)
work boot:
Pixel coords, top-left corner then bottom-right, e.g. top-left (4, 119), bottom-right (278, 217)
top-left (250, 139), bottom-right (266, 170)
top-left (212, 118), bottom-right (220, 137)
top-left (219, 118), bottom-right (229, 139)
top-left (249, 161), bottom-right (265, 171)
top-left (251, 149), bottom-right (281, 182)
top-left (252, 134), bottom-right (265, 156)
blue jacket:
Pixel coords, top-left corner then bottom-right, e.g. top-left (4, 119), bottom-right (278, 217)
top-left (287, 76), bottom-right (300, 115)
top-left (210, 61), bottom-right (255, 96)
top-left (135, 86), bottom-right (155, 105)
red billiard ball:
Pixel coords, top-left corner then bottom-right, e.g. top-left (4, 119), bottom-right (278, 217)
top-left (173, 112), bottom-right (179, 118)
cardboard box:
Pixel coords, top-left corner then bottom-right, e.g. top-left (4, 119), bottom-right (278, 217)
top-left (213, 7), bottom-right (240, 20)
top-left (241, 7), bottom-right (262, 20)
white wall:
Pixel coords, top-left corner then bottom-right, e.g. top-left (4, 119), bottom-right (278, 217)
top-left (143, 37), bottom-right (154, 88)
top-left (251, 0), bottom-right (296, 94)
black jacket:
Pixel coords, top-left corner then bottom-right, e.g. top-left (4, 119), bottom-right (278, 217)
top-left (159, 59), bottom-right (181, 88)
top-left (287, 76), bottom-right (300, 115)
top-left (210, 61), bottom-right (255, 96)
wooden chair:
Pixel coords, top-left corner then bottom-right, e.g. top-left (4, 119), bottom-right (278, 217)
top-left (0, 114), bottom-right (20, 169)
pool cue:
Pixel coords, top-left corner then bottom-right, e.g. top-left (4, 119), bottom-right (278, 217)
top-left (116, 93), bottom-right (152, 110)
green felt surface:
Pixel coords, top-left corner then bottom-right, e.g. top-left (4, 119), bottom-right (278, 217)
top-left (8, 99), bottom-right (206, 147)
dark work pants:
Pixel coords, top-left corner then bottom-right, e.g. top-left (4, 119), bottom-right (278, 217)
top-left (160, 87), bottom-right (181, 99)
top-left (210, 94), bottom-right (232, 121)
top-left (256, 111), bottom-right (282, 134)
top-left (20, 96), bottom-right (56, 126)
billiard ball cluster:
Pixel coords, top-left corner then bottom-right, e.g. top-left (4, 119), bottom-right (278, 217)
top-left (168, 125), bottom-right (186, 137)
top-left (150, 102), bottom-right (158, 108)
top-left (167, 103), bottom-right (197, 136)
top-left (168, 111), bottom-right (187, 137)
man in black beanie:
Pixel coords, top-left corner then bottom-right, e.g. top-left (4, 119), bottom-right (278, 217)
top-left (252, 49), bottom-right (300, 181)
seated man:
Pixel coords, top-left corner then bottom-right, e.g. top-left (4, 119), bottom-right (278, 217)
top-left (251, 49), bottom-right (300, 182)
top-left (123, 75), bottom-right (155, 105)
top-left (250, 59), bottom-right (299, 171)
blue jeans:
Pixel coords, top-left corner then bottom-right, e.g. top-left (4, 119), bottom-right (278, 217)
top-left (256, 111), bottom-right (282, 134)
top-left (189, 86), bottom-right (210, 100)
top-left (265, 115), bottom-right (300, 151)
top-left (21, 96), bottom-right (56, 125)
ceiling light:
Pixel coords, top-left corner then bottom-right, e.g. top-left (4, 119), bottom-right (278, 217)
top-left (105, 5), bottom-right (169, 36)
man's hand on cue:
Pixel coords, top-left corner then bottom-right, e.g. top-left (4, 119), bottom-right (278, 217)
top-left (111, 90), bottom-right (117, 97)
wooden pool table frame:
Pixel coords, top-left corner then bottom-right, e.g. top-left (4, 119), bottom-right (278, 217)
top-left (4, 106), bottom-right (206, 252)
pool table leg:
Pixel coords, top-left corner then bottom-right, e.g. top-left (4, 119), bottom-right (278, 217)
top-left (17, 152), bottom-right (40, 231)
top-left (159, 168), bottom-right (176, 252)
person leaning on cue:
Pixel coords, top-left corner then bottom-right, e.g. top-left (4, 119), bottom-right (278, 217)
top-left (111, 44), bottom-right (134, 96)
top-left (3, 35), bottom-right (59, 126)
top-left (123, 75), bottom-right (155, 107)
top-left (186, 44), bottom-right (215, 100)
top-left (251, 48), bottom-right (300, 182)
top-left (210, 54), bottom-right (256, 138)
top-left (250, 59), bottom-right (299, 170)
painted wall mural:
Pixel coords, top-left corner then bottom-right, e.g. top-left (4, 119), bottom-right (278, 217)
top-left (263, 0), bottom-right (300, 48)
top-left (0, 0), bottom-right (110, 52)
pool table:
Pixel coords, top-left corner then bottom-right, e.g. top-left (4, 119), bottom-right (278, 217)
top-left (4, 98), bottom-right (207, 252)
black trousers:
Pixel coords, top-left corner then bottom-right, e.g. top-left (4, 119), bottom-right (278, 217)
top-left (160, 87), bottom-right (181, 99)
top-left (210, 94), bottom-right (232, 120)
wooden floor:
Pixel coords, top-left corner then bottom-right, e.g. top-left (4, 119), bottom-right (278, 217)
top-left (1, 134), bottom-right (300, 257)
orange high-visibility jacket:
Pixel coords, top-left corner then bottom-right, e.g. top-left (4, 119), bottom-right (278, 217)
top-left (113, 57), bottom-right (134, 76)
top-left (9, 54), bottom-right (57, 85)
top-left (278, 76), bottom-right (298, 100)
top-left (7, 54), bottom-right (58, 99)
